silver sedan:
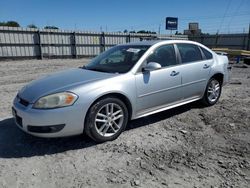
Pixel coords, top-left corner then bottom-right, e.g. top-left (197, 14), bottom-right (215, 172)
top-left (12, 40), bottom-right (229, 142)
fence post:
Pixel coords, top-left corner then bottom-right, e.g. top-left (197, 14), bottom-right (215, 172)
top-left (126, 34), bottom-right (131, 43)
top-left (201, 34), bottom-right (204, 44)
top-left (215, 33), bottom-right (219, 48)
top-left (37, 30), bottom-right (43, 59)
top-left (72, 32), bottom-right (77, 58)
top-left (100, 32), bottom-right (105, 53)
top-left (243, 34), bottom-right (247, 50)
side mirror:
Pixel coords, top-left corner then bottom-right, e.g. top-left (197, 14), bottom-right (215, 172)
top-left (143, 62), bottom-right (162, 72)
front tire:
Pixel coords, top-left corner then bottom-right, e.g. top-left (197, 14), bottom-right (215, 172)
top-left (201, 78), bottom-right (222, 106)
top-left (85, 97), bottom-right (128, 142)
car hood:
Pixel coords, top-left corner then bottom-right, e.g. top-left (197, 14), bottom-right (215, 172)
top-left (18, 68), bottom-right (115, 103)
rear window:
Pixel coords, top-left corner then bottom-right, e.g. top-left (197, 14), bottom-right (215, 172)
top-left (176, 43), bottom-right (203, 63)
top-left (200, 47), bottom-right (213, 60)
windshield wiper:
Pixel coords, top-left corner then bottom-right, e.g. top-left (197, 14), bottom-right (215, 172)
top-left (79, 65), bottom-right (87, 69)
top-left (85, 67), bottom-right (108, 73)
top-left (80, 66), bottom-right (117, 73)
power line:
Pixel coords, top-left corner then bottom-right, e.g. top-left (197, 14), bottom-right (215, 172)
top-left (110, 11), bottom-right (250, 30)
top-left (108, 10), bottom-right (250, 34)
top-left (227, 0), bottom-right (246, 31)
top-left (218, 0), bottom-right (232, 33)
top-left (179, 12), bottom-right (250, 21)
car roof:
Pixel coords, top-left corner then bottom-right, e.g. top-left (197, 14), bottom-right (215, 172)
top-left (122, 40), bottom-right (164, 46)
top-left (120, 40), bottom-right (213, 52)
top-left (120, 39), bottom-right (200, 47)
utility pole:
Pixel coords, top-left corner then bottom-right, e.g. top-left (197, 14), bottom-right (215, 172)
top-left (158, 24), bottom-right (161, 35)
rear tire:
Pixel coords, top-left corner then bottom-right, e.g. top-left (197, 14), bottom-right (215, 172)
top-left (201, 78), bottom-right (222, 106)
top-left (84, 97), bottom-right (128, 143)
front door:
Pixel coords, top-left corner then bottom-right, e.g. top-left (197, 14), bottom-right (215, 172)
top-left (135, 44), bottom-right (182, 116)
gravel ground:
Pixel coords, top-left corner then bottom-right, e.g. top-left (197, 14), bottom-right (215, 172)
top-left (0, 59), bottom-right (249, 188)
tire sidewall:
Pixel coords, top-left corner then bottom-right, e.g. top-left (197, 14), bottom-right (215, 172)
top-left (85, 97), bottom-right (128, 142)
top-left (204, 78), bottom-right (222, 106)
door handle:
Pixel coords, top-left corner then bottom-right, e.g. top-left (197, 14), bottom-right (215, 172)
top-left (203, 64), bottom-right (210, 69)
top-left (170, 71), bottom-right (179, 76)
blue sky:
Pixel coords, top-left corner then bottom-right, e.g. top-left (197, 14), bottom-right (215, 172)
top-left (0, 0), bottom-right (249, 34)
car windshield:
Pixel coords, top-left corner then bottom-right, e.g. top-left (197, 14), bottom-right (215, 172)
top-left (84, 45), bottom-right (150, 73)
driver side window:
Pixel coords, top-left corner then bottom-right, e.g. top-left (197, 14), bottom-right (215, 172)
top-left (146, 44), bottom-right (177, 67)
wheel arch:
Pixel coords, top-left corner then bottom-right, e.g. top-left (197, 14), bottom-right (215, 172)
top-left (202, 72), bottom-right (224, 99)
top-left (210, 72), bottom-right (224, 85)
top-left (84, 92), bottom-right (133, 126)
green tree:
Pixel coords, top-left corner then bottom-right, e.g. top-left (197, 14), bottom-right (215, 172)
top-left (44, 26), bottom-right (59, 29)
top-left (0, 21), bottom-right (20, 27)
top-left (27, 24), bottom-right (38, 28)
top-left (137, 30), bottom-right (156, 34)
top-left (175, 31), bottom-right (183, 35)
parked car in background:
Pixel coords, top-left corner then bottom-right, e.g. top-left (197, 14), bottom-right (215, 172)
top-left (215, 51), bottom-right (228, 56)
top-left (12, 40), bottom-right (229, 142)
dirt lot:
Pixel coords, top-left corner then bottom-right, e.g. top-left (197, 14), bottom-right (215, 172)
top-left (0, 59), bottom-right (249, 188)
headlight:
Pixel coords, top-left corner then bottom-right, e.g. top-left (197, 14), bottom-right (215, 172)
top-left (33, 92), bottom-right (78, 109)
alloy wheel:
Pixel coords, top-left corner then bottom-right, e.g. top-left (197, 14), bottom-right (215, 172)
top-left (207, 79), bottom-right (221, 103)
top-left (95, 103), bottom-right (124, 137)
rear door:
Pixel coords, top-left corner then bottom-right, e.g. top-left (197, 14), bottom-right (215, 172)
top-left (176, 43), bottom-right (213, 99)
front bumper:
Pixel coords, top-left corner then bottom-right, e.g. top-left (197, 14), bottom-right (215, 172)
top-left (12, 96), bottom-right (86, 138)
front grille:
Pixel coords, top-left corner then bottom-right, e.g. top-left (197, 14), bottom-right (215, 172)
top-left (17, 95), bottom-right (29, 107)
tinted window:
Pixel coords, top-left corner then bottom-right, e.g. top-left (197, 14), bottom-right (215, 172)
top-left (201, 47), bottom-right (213, 59)
top-left (177, 43), bottom-right (203, 63)
top-left (146, 44), bottom-right (177, 67)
